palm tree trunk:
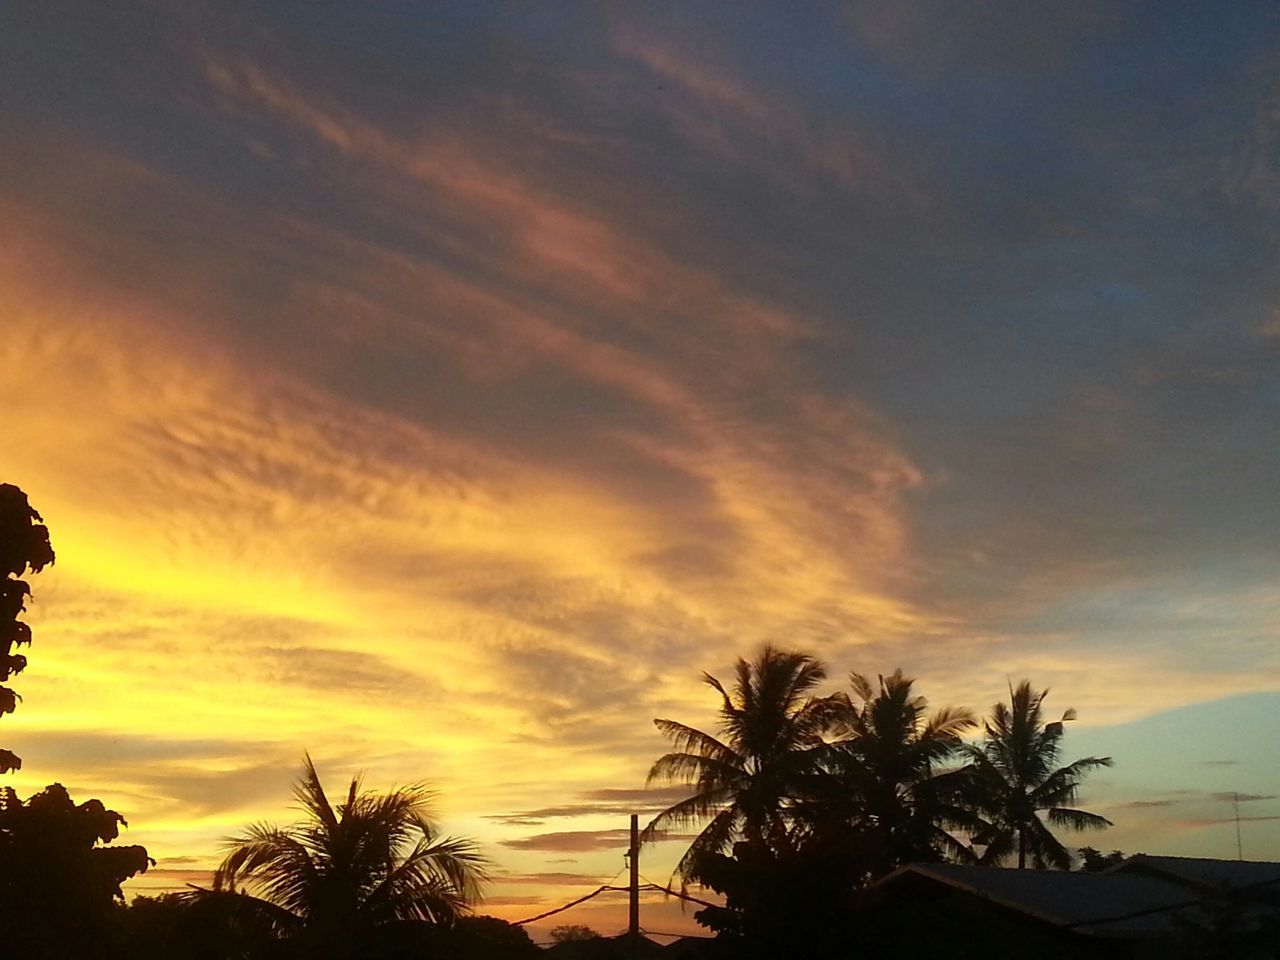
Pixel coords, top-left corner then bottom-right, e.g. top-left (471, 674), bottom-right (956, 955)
top-left (1018, 828), bottom-right (1026, 869)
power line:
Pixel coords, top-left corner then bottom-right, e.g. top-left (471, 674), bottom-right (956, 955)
top-left (508, 880), bottom-right (720, 927)
top-left (511, 885), bottom-right (637, 926)
top-left (638, 876), bottom-right (721, 910)
top-left (505, 815), bottom-right (713, 938)
top-left (640, 930), bottom-right (715, 940)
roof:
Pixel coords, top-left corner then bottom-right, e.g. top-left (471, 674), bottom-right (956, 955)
top-left (1108, 854), bottom-right (1280, 892)
top-left (660, 936), bottom-right (711, 957)
top-left (873, 862), bottom-right (1211, 938)
top-left (544, 932), bottom-right (667, 958)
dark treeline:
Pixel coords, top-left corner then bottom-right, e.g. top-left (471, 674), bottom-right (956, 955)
top-left (1, 483), bottom-right (55, 773)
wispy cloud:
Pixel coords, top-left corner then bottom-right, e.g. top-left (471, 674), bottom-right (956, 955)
top-left (1179, 815), bottom-right (1280, 829)
top-left (610, 21), bottom-right (931, 204)
top-left (1207, 792), bottom-right (1277, 804)
top-left (1113, 799), bottom-right (1180, 810)
top-left (486, 786), bottom-right (690, 825)
top-left (494, 872), bottom-right (611, 887)
top-left (500, 829), bottom-right (636, 852)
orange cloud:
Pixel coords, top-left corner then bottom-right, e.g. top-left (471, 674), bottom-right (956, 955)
top-left (0, 161), bottom-right (930, 909)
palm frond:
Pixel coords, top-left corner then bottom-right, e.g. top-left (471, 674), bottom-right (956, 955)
top-left (1026, 815), bottom-right (1072, 870)
top-left (651, 719), bottom-right (741, 765)
top-left (641, 785), bottom-right (735, 840)
top-left (215, 825), bottom-right (321, 918)
top-left (974, 823), bottom-right (1017, 865)
top-left (364, 833), bottom-right (489, 924)
top-left (214, 759), bottom-right (486, 938)
top-left (294, 754), bottom-right (340, 834)
top-left (848, 671), bottom-right (875, 705)
top-left (1029, 756), bottom-right (1113, 808)
top-left (674, 805), bottom-right (740, 885)
top-left (647, 751), bottom-right (747, 790)
top-left (1047, 807), bottom-right (1113, 832)
top-left (182, 887), bottom-right (302, 939)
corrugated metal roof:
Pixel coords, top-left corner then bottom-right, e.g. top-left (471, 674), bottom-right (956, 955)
top-left (1110, 855), bottom-right (1280, 891)
top-left (878, 863), bottom-right (1207, 938)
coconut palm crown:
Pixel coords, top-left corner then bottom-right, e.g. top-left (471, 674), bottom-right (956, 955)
top-left (211, 756), bottom-right (487, 946)
top-left (817, 669), bottom-right (979, 875)
top-left (966, 680), bottom-right (1112, 869)
top-left (642, 645), bottom-right (844, 883)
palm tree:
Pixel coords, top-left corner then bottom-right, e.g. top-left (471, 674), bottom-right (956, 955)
top-left (965, 681), bottom-right (1112, 869)
top-left (207, 756), bottom-right (488, 955)
top-left (642, 645), bottom-right (843, 883)
top-left (813, 670), bottom-right (979, 876)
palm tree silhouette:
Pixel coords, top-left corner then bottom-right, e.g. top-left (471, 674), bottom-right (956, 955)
top-left (209, 756), bottom-right (487, 954)
top-left (813, 670), bottom-right (979, 876)
top-left (965, 681), bottom-right (1112, 869)
top-left (642, 645), bottom-right (842, 883)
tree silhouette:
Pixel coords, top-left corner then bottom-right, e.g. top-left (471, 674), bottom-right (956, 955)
top-left (204, 755), bottom-right (488, 959)
top-left (965, 681), bottom-right (1112, 869)
top-left (642, 645), bottom-right (843, 884)
top-left (1077, 846), bottom-right (1125, 871)
top-left (549, 924), bottom-right (599, 943)
top-left (0, 782), bottom-right (151, 958)
top-left (0, 483), bottom-right (55, 774)
top-left (809, 669), bottom-right (979, 878)
top-left (436, 915), bottom-right (540, 959)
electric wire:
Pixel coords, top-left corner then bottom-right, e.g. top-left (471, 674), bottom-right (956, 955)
top-left (639, 874), bottom-right (722, 910)
top-left (510, 865), bottom-right (629, 926)
top-left (639, 930), bottom-right (716, 940)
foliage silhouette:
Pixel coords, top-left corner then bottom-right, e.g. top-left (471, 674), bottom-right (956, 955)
top-left (0, 782), bottom-right (151, 959)
top-left (642, 645), bottom-right (844, 885)
top-left (804, 669), bottom-right (980, 879)
top-left (434, 915), bottom-right (541, 959)
top-left (0, 482), bottom-right (55, 774)
top-left (1076, 846), bottom-right (1126, 871)
top-left (201, 755), bottom-right (488, 959)
top-left (965, 680), bottom-right (1112, 868)
top-left (551, 923), bottom-right (601, 942)
top-left (114, 892), bottom-right (282, 960)
top-left (691, 835), bottom-right (865, 959)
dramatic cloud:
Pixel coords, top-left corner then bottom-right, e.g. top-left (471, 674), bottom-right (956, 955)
top-left (1, 0), bottom-right (1278, 927)
top-left (486, 786), bottom-right (691, 825)
top-left (495, 872), bottom-right (613, 887)
top-left (500, 830), bottom-right (639, 853)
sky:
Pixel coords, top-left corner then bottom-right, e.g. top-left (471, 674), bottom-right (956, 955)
top-left (2, 0), bottom-right (1279, 941)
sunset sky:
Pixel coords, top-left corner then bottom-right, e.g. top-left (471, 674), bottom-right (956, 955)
top-left (3, 0), bottom-right (1279, 941)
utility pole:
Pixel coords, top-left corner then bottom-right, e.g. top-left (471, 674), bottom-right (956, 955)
top-left (629, 814), bottom-right (640, 938)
